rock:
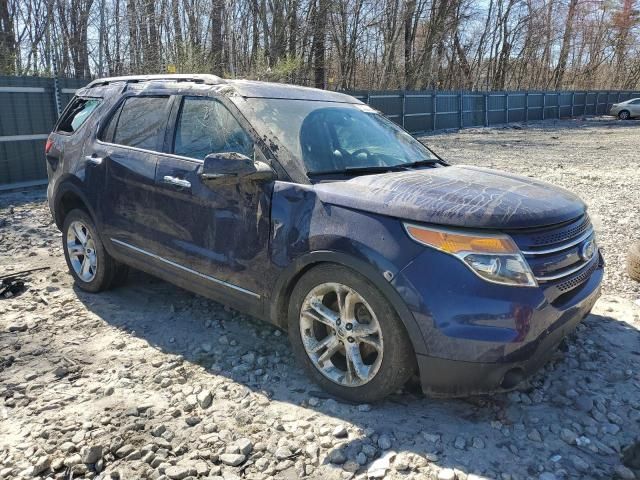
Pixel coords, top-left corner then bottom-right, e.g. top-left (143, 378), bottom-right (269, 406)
top-left (367, 451), bottom-right (395, 478)
top-left (393, 453), bottom-right (410, 471)
top-left (472, 437), bottom-right (485, 449)
top-left (454, 436), bottom-right (466, 450)
top-left (185, 416), bottom-right (201, 426)
top-left (570, 454), bottom-right (590, 472)
top-left (423, 433), bottom-right (440, 443)
top-left (538, 474), bottom-right (557, 480)
top-left (575, 396), bottom-right (594, 412)
top-left (528, 429), bottom-right (542, 442)
top-left (80, 445), bottom-right (102, 464)
top-left (437, 468), bottom-right (456, 480)
top-left (53, 366), bottom-right (68, 378)
top-left (165, 466), bottom-right (190, 480)
top-left (220, 453), bottom-right (246, 466)
top-left (63, 454), bottom-right (82, 467)
top-left (377, 435), bottom-right (392, 450)
top-left (560, 428), bottom-right (577, 445)
top-left (32, 456), bottom-right (50, 476)
top-left (328, 448), bottom-right (346, 464)
top-left (115, 444), bottom-right (135, 458)
top-left (614, 464), bottom-right (636, 480)
top-left (333, 425), bottom-right (348, 438)
top-left (195, 461), bottom-right (209, 476)
top-left (197, 389), bottom-right (213, 409)
top-left (275, 446), bottom-right (293, 460)
top-left (236, 438), bottom-right (253, 455)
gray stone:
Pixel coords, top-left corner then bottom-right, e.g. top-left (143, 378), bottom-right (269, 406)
top-left (528, 429), bottom-right (542, 442)
top-left (437, 468), bottom-right (456, 480)
top-left (275, 445), bottom-right (292, 460)
top-left (472, 437), bottom-right (485, 449)
top-left (32, 456), bottom-right (50, 476)
top-left (115, 444), bottom-right (135, 458)
top-left (333, 425), bottom-right (348, 438)
top-left (575, 396), bottom-right (594, 412)
top-left (328, 448), bottom-right (346, 465)
top-left (197, 389), bottom-right (213, 409)
top-left (614, 465), bottom-right (636, 480)
top-left (454, 436), bottom-right (466, 450)
top-left (80, 445), bottom-right (102, 464)
top-left (560, 428), bottom-right (577, 445)
top-left (377, 435), bottom-right (392, 450)
top-left (236, 438), bottom-right (253, 455)
top-left (165, 466), bottom-right (190, 480)
top-left (220, 453), bottom-right (246, 466)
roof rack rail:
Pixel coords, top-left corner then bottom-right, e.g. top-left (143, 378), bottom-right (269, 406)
top-left (86, 74), bottom-right (224, 88)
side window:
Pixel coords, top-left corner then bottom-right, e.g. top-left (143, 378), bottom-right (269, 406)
top-left (173, 96), bottom-right (253, 161)
top-left (56, 97), bottom-right (101, 133)
top-left (109, 96), bottom-right (170, 150)
top-left (631, 99), bottom-right (640, 104)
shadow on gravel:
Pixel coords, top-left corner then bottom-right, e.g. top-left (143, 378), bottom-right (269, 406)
top-left (75, 269), bottom-right (640, 480)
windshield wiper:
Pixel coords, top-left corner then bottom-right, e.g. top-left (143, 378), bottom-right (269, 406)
top-left (307, 165), bottom-right (408, 177)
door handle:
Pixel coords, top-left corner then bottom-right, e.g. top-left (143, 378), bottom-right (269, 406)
top-left (163, 175), bottom-right (191, 188)
top-left (85, 155), bottom-right (103, 165)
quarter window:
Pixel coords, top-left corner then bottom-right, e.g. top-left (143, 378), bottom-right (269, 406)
top-left (173, 97), bottom-right (253, 160)
top-left (106, 96), bottom-right (170, 150)
top-left (56, 97), bottom-right (101, 133)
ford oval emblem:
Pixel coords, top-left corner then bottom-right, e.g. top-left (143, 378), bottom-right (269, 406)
top-left (580, 239), bottom-right (596, 261)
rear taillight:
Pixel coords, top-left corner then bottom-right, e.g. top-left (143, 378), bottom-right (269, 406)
top-left (45, 136), bottom-right (53, 154)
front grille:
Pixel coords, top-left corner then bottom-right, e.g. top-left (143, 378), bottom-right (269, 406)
top-left (508, 214), bottom-right (598, 291)
top-left (527, 215), bottom-right (591, 247)
top-left (556, 259), bottom-right (599, 292)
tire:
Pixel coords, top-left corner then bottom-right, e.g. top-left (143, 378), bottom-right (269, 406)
top-left (628, 242), bottom-right (640, 282)
top-left (62, 208), bottom-right (120, 292)
top-left (618, 110), bottom-right (631, 120)
top-left (288, 264), bottom-right (415, 402)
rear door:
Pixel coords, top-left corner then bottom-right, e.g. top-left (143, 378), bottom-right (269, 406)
top-left (89, 94), bottom-right (173, 250)
top-left (152, 94), bottom-right (272, 311)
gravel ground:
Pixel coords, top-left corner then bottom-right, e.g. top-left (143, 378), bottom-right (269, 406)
top-left (1, 119), bottom-right (639, 480)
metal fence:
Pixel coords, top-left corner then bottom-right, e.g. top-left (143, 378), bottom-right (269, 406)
top-left (347, 89), bottom-right (640, 133)
top-left (0, 76), bottom-right (88, 187)
top-left (1, 75), bottom-right (639, 187)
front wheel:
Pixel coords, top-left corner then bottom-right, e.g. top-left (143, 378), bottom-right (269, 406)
top-left (288, 264), bottom-right (415, 402)
top-left (618, 110), bottom-right (631, 120)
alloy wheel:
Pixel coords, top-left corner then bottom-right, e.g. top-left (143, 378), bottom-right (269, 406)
top-left (299, 282), bottom-right (383, 387)
top-left (66, 220), bottom-right (98, 282)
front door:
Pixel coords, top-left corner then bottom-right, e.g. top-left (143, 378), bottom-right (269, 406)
top-left (152, 95), bottom-right (273, 310)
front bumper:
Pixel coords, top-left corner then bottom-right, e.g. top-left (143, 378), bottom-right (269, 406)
top-left (392, 247), bottom-right (604, 396)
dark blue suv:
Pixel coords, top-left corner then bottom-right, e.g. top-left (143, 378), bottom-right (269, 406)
top-left (46, 75), bottom-right (604, 401)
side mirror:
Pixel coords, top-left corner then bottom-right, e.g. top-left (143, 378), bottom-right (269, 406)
top-left (199, 152), bottom-right (276, 186)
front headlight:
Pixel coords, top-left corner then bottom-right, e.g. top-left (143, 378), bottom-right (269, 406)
top-left (404, 223), bottom-right (537, 287)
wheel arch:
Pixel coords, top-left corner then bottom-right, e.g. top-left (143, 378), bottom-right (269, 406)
top-left (52, 179), bottom-right (97, 230)
top-left (269, 251), bottom-right (428, 356)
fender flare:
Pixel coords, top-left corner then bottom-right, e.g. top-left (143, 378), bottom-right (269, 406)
top-left (269, 250), bottom-right (428, 355)
top-left (52, 177), bottom-right (98, 229)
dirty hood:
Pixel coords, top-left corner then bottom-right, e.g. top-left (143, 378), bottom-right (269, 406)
top-left (313, 165), bottom-right (586, 229)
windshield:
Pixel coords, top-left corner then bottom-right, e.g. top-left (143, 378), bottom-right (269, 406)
top-left (235, 98), bottom-right (438, 174)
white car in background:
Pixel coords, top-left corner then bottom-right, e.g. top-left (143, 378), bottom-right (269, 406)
top-left (609, 98), bottom-right (640, 120)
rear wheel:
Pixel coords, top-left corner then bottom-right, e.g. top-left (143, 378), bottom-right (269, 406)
top-left (288, 264), bottom-right (415, 402)
top-left (618, 110), bottom-right (631, 120)
top-left (62, 209), bottom-right (123, 292)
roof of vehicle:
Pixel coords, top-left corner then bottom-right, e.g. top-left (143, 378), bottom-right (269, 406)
top-left (85, 74), bottom-right (361, 104)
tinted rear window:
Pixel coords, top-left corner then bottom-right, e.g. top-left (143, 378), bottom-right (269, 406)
top-left (56, 98), bottom-right (101, 133)
top-left (109, 96), bottom-right (170, 150)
